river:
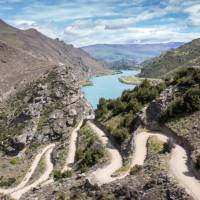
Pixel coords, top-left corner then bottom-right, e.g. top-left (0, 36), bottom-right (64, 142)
top-left (82, 70), bottom-right (140, 109)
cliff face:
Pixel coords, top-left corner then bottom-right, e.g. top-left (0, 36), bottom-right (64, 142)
top-left (0, 19), bottom-right (107, 100)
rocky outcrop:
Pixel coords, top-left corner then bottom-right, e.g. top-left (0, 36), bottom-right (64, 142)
top-left (0, 65), bottom-right (92, 155)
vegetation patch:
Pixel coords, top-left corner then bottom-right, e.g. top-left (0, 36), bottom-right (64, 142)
top-left (130, 164), bottom-right (142, 175)
top-left (96, 79), bottom-right (165, 144)
top-left (119, 76), bottom-right (163, 85)
top-left (76, 123), bottom-right (105, 173)
top-left (147, 136), bottom-right (165, 157)
top-left (0, 177), bottom-right (16, 187)
top-left (160, 68), bottom-right (200, 123)
top-left (53, 170), bottom-right (72, 181)
top-left (112, 164), bottom-right (130, 176)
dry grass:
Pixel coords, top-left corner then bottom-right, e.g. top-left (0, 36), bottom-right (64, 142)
top-left (119, 76), bottom-right (163, 85)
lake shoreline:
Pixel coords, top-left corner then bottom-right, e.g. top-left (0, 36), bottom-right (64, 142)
top-left (82, 69), bottom-right (140, 109)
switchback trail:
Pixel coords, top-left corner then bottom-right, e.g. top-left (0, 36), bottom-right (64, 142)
top-left (87, 121), bottom-right (123, 184)
top-left (10, 144), bottom-right (55, 200)
top-left (87, 123), bottom-right (200, 200)
top-left (0, 143), bottom-right (55, 195)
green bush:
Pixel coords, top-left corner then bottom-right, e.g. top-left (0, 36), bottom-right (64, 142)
top-left (96, 79), bottom-right (165, 144)
top-left (195, 155), bottom-right (200, 169)
top-left (160, 87), bottom-right (200, 123)
top-left (0, 112), bottom-right (7, 120)
top-left (159, 98), bottom-right (185, 122)
top-left (53, 170), bottom-right (72, 181)
top-left (79, 148), bottom-right (104, 172)
top-left (0, 177), bottom-right (16, 187)
top-left (10, 158), bottom-right (18, 165)
top-left (184, 88), bottom-right (200, 111)
top-left (130, 165), bottom-right (142, 175)
top-left (77, 124), bottom-right (104, 172)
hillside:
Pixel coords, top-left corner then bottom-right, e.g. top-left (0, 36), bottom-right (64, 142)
top-left (140, 38), bottom-right (200, 78)
top-left (0, 19), bottom-right (107, 100)
top-left (82, 43), bottom-right (183, 69)
top-left (17, 67), bottom-right (200, 200)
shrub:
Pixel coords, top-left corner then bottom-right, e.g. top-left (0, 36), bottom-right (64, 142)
top-left (130, 165), bottom-right (142, 175)
top-left (126, 98), bottom-right (141, 114)
top-left (62, 170), bottom-right (72, 178)
top-left (79, 148), bottom-right (104, 172)
top-left (159, 98), bottom-right (185, 122)
top-left (53, 170), bottom-right (72, 181)
top-left (195, 155), bottom-right (200, 169)
top-left (0, 177), bottom-right (16, 187)
top-left (177, 76), bottom-right (195, 86)
top-left (184, 88), bottom-right (200, 111)
top-left (163, 139), bottom-right (174, 153)
top-left (10, 158), bottom-right (18, 165)
top-left (0, 112), bottom-right (7, 120)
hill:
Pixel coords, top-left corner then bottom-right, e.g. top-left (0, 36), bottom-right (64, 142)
top-left (82, 43), bottom-right (183, 69)
top-left (0, 19), bottom-right (107, 100)
top-left (140, 38), bottom-right (200, 78)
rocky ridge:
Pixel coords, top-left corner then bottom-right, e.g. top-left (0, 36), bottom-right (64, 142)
top-left (0, 19), bottom-right (108, 101)
top-left (0, 64), bottom-right (92, 155)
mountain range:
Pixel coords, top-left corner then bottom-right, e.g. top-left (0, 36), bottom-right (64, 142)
top-left (82, 43), bottom-right (183, 69)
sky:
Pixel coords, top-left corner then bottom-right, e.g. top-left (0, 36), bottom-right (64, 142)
top-left (0, 0), bottom-right (200, 47)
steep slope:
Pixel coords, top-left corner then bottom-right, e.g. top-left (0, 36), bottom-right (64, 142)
top-left (0, 19), bottom-right (107, 100)
top-left (0, 41), bottom-right (53, 100)
top-left (140, 38), bottom-right (200, 78)
top-left (82, 43), bottom-right (183, 69)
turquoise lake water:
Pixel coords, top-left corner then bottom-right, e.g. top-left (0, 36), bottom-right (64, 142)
top-left (82, 70), bottom-right (140, 109)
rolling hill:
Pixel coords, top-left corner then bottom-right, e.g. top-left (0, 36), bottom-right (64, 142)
top-left (140, 38), bottom-right (200, 78)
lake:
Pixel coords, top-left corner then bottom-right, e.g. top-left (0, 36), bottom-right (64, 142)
top-left (82, 70), bottom-right (140, 109)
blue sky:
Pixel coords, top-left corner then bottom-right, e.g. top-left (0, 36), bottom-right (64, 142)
top-left (0, 0), bottom-right (200, 46)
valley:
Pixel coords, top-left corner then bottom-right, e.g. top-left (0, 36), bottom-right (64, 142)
top-left (0, 16), bottom-right (200, 200)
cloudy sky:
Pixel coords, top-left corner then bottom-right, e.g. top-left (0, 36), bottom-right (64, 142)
top-left (0, 0), bottom-right (200, 46)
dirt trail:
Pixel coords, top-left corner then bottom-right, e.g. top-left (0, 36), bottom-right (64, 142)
top-left (87, 121), bottom-right (123, 185)
top-left (62, 120), bottom-right (84, 172)
top-left (86, 124), bottom-right (200, 200)
top-left (2, 117), bottom-right (200, 200)
top-left (132, 131), bottom-right (200, 200)
top-left (170, 145), bottom-right (200, 200)
top-left (10, 144), bottom-right (55, 200)
top-left (0, 144), bottom-right (55, 195)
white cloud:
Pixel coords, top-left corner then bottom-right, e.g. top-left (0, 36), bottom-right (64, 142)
top-left (185, 4), bottom-right (200, 26)
top-left (11, 19), bottom-right (59, 39)
top-left (62, 19), bottom-right (200, 46)
top-left (4, 0), bottom-right (200, 46)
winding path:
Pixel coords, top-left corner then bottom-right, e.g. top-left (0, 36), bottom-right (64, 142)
top-left (41, 117), bottom-right (93, 187)
top-left (87, 123), bottom-right (200, 200)
top-left (0, 143), bottom-right (55, 195)
top-left (87, 121), bottom-right (123, 184)
top-left (131, 131), bottom-right (200, 200)
top-left (62, 119), bottom-right (84, 172)
top-left (1, 117), bottom-right (200, 200)
top-left (170, 144), bottom-right (200, 200)
top-left (10, 145), bottom-right (55, 200)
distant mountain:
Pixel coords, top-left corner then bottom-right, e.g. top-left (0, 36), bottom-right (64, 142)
top-left (82, 43), bottom-right (183, 69)
top-left (140, 38), bottom-right (200, 78)
top-left (0, 19), bottom-right (107, 99)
